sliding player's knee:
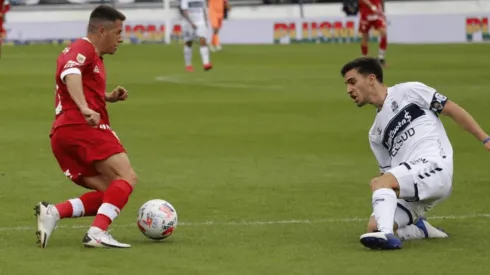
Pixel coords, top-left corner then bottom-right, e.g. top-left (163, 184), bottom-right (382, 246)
top-left (370, 173), bottom-right (399, 192)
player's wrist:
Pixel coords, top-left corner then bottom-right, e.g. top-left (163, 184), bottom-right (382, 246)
top-left (482, 136), bottom-right (490, 144)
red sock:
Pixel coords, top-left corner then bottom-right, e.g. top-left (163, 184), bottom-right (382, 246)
top-left (361, 45), bottom-right (368, 55)
top-left (55, 191), bottom-right (104, 219)
top-left (380, 35), bottom-right (387, 51)
top-left (91, 180), bottom-right (133, 231)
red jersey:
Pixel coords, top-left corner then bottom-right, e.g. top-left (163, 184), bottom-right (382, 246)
top-left (52, 38), bottom-right (109, 135)
top-left (1, 0), bottom-right (10, 13)
top-left (359, 0), bottom-right (383, 19)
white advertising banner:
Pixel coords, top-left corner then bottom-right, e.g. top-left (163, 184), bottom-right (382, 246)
top-left (3, 14), bottom-right (489, 45)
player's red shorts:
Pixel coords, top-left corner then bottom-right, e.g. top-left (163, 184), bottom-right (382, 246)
top-left (50, 124), bottom-right (126, 186)
top-left (358, 18), bottom-right (386, 33)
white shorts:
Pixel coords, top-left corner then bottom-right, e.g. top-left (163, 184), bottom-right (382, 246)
top-left (388, 159), bottom-right (453, 226)
top-left (182, 22), bottom-right (208, 42)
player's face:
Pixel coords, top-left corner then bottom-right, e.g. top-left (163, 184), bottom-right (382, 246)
top-left (344, 69), bottom-right (373, 107)
top-left (101, 20), bottom-right (124, 55)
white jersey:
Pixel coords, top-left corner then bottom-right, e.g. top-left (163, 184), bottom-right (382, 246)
top-left (180, 0), bottom-right (207, 25)
top-left (368, 82), bottom-right (453, 176)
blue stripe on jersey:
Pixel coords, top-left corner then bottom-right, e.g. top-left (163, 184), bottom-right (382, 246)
top-left (381, 103), bottom-right (425, 151)
top-left (188, 1), bottom-right (203, 7)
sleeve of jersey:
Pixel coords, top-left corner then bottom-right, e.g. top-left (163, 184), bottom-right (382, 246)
top-left (407, 82), bottom-right (449, 114)
top-left (59, 46), bottom-right (93, 83)
top-left (370, 139), bottom-right (391, 173)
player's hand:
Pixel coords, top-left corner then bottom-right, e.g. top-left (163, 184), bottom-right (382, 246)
top-left (81, 107), bottom-right (100, 127)
top-left (484, 138), bottom-right (490, 151)
top-left (106, 86), bottom-right (128, 103)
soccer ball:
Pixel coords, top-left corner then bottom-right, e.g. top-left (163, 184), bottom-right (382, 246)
top-left (137, 199), bottom-right (178, 240)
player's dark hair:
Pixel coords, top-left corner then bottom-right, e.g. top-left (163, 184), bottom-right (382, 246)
top-left (88, 5), bottom-right (126, 33)
top-left (340, 57), bottom-right (384, 83)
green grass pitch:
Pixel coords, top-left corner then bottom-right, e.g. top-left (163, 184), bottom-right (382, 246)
top-left (0, 43), bottom-right (489, 275)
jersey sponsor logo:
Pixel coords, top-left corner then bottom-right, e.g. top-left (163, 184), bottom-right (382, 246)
top-left (409, 158), bottom-right (428, 166)
top-left (430, 92), bottom-right (448, 114)
top-left (382, 103), bottom-right (425, 151)
top-left (63, 60), bottom-right (80, 69)
top-left (390, 127), bottom-right (415, 157)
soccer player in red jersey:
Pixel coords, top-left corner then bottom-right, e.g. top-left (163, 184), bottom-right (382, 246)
top-left (35, 5), bottom-right (137, 249)
top-left (0, 0), bottom-right (10, 59)
top-left (358, 0), bottom-right (388, 66)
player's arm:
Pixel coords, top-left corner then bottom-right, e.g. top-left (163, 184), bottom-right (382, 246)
top-left (59, 47), bottom-right (100, 125)
top-left (407, 82), bottom-right (490, 146)
top-left (441, 101), bottom-right (490, 145)
top-left (180, 0), bottom-right (195, 27)
top-left (64, 74), bottom-right (90, 111)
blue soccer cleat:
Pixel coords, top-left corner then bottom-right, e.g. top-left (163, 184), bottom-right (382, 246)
top-left (414, 217), bottom-right (449, 239)
top-left (360, 232), bottom-right (402, 250)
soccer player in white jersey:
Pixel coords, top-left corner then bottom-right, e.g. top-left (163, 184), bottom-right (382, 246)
top-left (340, 57), bottom-right (490, 250)
top-left (180, 0), bottom-right (212, 72)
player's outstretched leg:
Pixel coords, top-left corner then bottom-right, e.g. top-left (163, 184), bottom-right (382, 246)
top-left (35, 175), bottom-right (111, 248)
top-left (360, 174), bottom-right (402, 250)
top-left (82, 153), bottom-right (137, 249)
top-left (397, 217), bottom-right (448, 241)
top-left (184, 40), bottom-right (194, 72)
top-left (199, 37), bottom-right (212, 71)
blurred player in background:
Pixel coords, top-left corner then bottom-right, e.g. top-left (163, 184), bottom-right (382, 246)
top-left (0, 0), bottom-right (10, 59)
top-left (35, 5), bottom-right (138, 249)
top-left (359, 0), bottom-right (388, 66)
top-left (180, 0), bottom-right (212, 71)
top-left (208, 0), bottom-right (230, 52)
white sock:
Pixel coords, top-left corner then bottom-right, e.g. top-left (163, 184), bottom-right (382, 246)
top-left (396, 225), bottom-right (426, 241)
top-left (200, 46), bottom-right (210, 65)
top-left (378, 49), bottom-right (385, 59)
top-left (184, 45), bottom-right (192, 66)
top-left (68, 198), bottom-right (85, 217)
top-left (372, 188), bottom-right (397, 234)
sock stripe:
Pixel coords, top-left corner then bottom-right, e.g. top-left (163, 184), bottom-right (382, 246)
top-left (97, 203), bottom-right (120, 221)
top-left (396, 203), bottom-right (413, 225)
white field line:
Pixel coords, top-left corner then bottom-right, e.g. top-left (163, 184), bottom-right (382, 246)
top-left (1, 213), bottom-right (489, 232)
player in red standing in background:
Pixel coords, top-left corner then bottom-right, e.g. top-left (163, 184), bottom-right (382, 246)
top-left (359, 0), bottom-right (388, 66)
top-left (0, 0), bottom-right (10, 60)
top-left (35, 5), bottom-right (138, 249)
